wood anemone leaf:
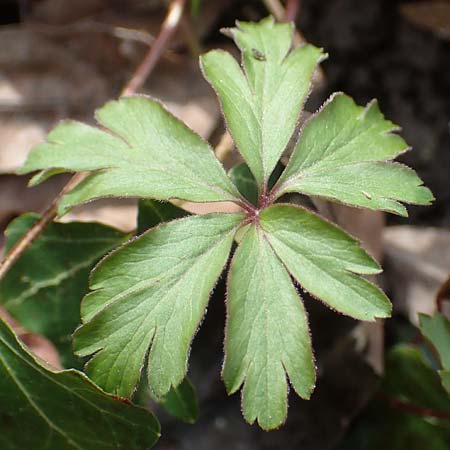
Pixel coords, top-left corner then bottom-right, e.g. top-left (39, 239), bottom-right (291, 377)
top-left (13, 15), bottom-right (434, 432)
top-left (225, 225), bottom-right (315, 430)
top-left (259, 204), bottom-right (391, 321)
top-left (0, 317), bottom-right (160, 450)
top-left (0, 214), bottom-right (128, 368)
top-left (273, 93), bottom-right (434, 215)
top-left (17, 96), bottom-right (241, 215)
top-left (73, 213), bottom-right (243, 399)
top-left (201, 16), bottom-right (326, 187)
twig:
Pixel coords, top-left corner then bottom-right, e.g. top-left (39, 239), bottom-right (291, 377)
top-left (262, 0), bottom-right (285, 21)
top-left (379, 393), bottom-right (450, 420)
top-left (121, 0), bottom-right (186, 96)
top-left (214, 131), bottom-right (234, 163)
top-left (0, 0), bottom-right (187, 282)
top-left (16, 21), bottom-right (156, 45)
top-left (436, 273), bottom-right (450, 313)
top-left (180, 15), bottom-right (202, 58)
top-left (0, 173), bottom-right (85, 282)
top-left (285, 0), bottom-right (301, 22)
top-left (263, 0), bottom-right (306, 46)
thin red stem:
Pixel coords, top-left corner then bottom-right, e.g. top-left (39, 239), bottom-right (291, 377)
top-left (378, 393), bottom-right (450, 420)
top-left (0, 173), bottom-right (85, 282)
top-left (285, 0), bottom-right (301, 22)
top-left (121, 0), bottom-right (186, 96)
top-left (236, 199), bottom-right (257, 215)
top-left (0, 0), bottom-right (185, 282)
top-left (435, 274), bottom-right (450, 313)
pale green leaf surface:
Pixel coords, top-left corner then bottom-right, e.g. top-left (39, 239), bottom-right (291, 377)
top-left (0, 214), bottom-right (127, 368)
top-left (419, 313), bottom-right (450, 370)
top-left (74, 213), bottom-right (243, 398)
top-left (275, 93), bottom-right (433, 215)
top-left (18, 96), bottom-right (241, 214)
top-left (201, 17), bottom-right (325, 186)
top-left (224, 225), bottom-right (315, 430)
top-left (260, 204), bottom-right (391, 321)
top-left (0, 317), bottom-right (160, 450)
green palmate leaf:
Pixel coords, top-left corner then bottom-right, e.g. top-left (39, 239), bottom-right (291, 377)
top-left (18, 96), bottom-right (241, 215)
top-left (201, 16), bottom-right (326, 187)
top-left (158, 377), bottom-right (199, 424)
top-left (260, 204), bottom-right (391, 320)
top-left (0, 214), bottom-right (127, 368)
top-left (419, 313), bottom-right (450, 393)
top-left (0, 317), bottom-right (160, 450)
top-left (74, 213), bottom-right (243, 398)
top-left (137, 199), bottom-right (189, 234)
top-left (224, 225), bottom-right (314, 430)
top-left (274, 93), bottom-right (433, 215)
top-left (13, 15), bottom-right (434, 432)
top-left (229, 162), bottom-right (284, 206)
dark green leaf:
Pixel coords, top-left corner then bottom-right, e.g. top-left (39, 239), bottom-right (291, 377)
top-left (419, 313), bottom-right (450, 370)
top-left (228, 162), bottom-right (284, 206)
top-left (158, 377), bottom-right (199, 424)
top-left (0, 214), bottom-right (127, 368)
top-left (419, 313), bottom-right (450, 393)
top-left (137, 199), bottom-right (189, 234)
top-left (382, 345), bottom-right (450, 411)
top-left (0, 317), bottom-right (160, 450)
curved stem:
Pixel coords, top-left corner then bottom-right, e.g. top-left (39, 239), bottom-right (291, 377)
top-left (235, 199), bottom-right (257, 215)
top-left (378, 393), bottom-right (450, 420)
top-left (436, 273), bottom-right (450, 313)
top-left (0, 173), bottom-right (85, 282)
top-left (285, 0), bottom-right (301, 22)
top-left (121, 0), bottom-right (186, 96)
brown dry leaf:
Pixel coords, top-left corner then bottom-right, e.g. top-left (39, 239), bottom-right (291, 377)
top-left (0, 117), bottom-right (47, 174)
top-left (401, 2), bottom-right (450, 39)
top-left (383, 226), bottom-right (450, 321)
top-left (29, 0), bottom-right (108, 25)
top-left (0, 306), bottom-right (61, 369)
top-left (0, 29), bottom-right (108, 111)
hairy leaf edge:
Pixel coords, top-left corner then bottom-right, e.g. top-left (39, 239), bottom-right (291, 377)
top-left (273, 92), bottom-right (434, 214)
top-left (73, 212), bottom-right (246, 397)
top-left (222, 223), bottom-right (316, 430)
top-left (200, 17), bottom-right (328, 190)
top-left (260, 203), bottom-right (392, 322)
